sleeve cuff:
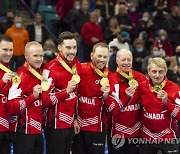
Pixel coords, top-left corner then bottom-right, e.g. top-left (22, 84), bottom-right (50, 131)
top-left (56, 89), bottom-right (69, 101)
top-left (0, 79), bottom-right (6, 90)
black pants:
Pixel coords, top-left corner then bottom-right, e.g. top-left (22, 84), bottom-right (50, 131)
top-left (83, 44), bottom-right (93, 62)
top-left (72, 129), bottom-right (106, 154)
top-left (47, 127), bottom-right (74, 154)
top-left (10, 132), bottom-right (43, 154)
top-left (107, 136), bottom-right (139, 154)
top-left (43, 127), bottom-right (54, 154)
top-left (0, 131), bottom-right (10, 154)
top-left (10, 55), bottom-right (25, 71)
top-left (139, 141), bottom-right (179, 154)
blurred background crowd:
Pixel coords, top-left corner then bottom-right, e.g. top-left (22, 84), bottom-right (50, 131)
top-left (0, 0), bottom-right (179, 84)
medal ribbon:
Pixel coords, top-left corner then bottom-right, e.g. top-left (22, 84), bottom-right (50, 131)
top-left (0, 63), bottom-right (12, 73)
top-left (24, 62), bottom-right (44, 81)
top-left (116, 68), bottom-right (133, 80)
top-left (91, 63), bottom-right (108, 78)
top-left (149, 78), bottom-right (167, 93)
top-left (0, 63), bottom-right (19, 79)
top-left (57, 55), bottom-right (77, 75)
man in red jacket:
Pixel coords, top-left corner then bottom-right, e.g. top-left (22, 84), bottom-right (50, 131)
top-left (0, 34), bottom-right (13, 154)
top-left (41, 31), bottom-right (81, 154)
top-left (7, 41), bottom-right (44, 153)
top-left (81, 11), bottom-right (103, 62)
top-left (72, 42), bottom-right (122, 154)
top-left (108, 49), bottom-right (147, 154)
top-left (127, 57), bottom-right (180, 154)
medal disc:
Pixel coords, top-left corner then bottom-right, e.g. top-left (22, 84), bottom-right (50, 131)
top-left (153, 85), bottom-right (161, 93)
top-left (72, 74), bottom-right (80, 84)
top-left (41, 80), bottom-right (50, 91)
top-left (12, 74), bottom-right (21, 85)
top-left (100, 77), bottom-right (109, 87)
top-left (128, 79), bottom-right (138, 87)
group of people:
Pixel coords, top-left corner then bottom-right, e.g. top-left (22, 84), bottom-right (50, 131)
top-left (0, 10), bottom-right (53, 72)
top-left (0, 31), bottom-right (179, 154)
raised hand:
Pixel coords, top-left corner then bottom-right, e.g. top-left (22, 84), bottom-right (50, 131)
top-left (33, 85), bottom-right (42, 99)
top-left (157, 90), bottom-right (168, 105)
top-left (2, 72), bottom-right (12, 83)
top-left (66, 80), bottom-right (77, 94)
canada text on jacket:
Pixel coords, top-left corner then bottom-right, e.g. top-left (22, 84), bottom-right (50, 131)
top-left (144, 112), bottom-right (165, 120)
top-left (79, 96), bottom-right (95, 105)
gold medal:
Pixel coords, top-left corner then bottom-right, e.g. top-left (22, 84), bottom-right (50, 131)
top-left (100, 77), bottom-right (109, 87)
top-left (0, 64), bottom-right (21, 84)
top-left (72, 74), bottom-right (80, 84)
top-left (41, 80), bottom-right (50, 91)
top-left (128, 79), bottom-right (138, 87)
top-left (149, 79), bottom-right (167, 94)
top-left (12, 73), bottom-right (21, 85)
top-left (153, 85), bottom-right (162, 93)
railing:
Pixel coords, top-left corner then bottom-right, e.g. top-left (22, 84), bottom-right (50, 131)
top-left (19, 0), bottom-right (58, 42)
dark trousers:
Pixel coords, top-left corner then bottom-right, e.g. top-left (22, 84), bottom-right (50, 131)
top-left (0, 131), bottom-right (10, 154)
top-left (72, 129), bottom-right (106, 154)
top-left (43, 127), bottom-right (53, 154)
top-left (10, 55), bottom-right (25, 71)
top-left (107, 135), bottom-right (139, 154)
top-left (139, 141), bottom-right (179, 154)
top-left (76, 36), bottom-right (85, 63)
top-left (10, 132), bottom-right (43, 154)
top-left (83, 44), bottom-right (93, 62)
top-left (47, 127), bottom-right (74, 154)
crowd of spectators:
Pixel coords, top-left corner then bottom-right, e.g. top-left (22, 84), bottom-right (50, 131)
top-left (0, 0), bottom-right (179, 84)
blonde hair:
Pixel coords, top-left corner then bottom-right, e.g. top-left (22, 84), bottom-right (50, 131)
top-left (92, 42), bottom-right (108, 53)
top-left (148, 57), bottom-right (167, 72)
top-left (25, 41), bottom-right (42, 55)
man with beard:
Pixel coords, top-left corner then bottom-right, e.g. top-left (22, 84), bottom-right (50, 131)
top-left (72, 42), bottom-right (122, 154)
top-left (41, 31), bottom-right (82, 154)
top-left (127, 57), bottom-right (180, 154)
top-left (108, 49), bottom-right (147, 154)
top-left (7, 41), bottom-right (44, 153)
top-left (0, 34), bottom-right (13, 154)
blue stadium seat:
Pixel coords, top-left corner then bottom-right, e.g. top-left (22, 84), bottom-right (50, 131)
top-left (44, 12), bottom-right (60, 26)
top-left (44, 12), bottom-right (60, 34)
top-left (37, 5), bottom-right (56, 19)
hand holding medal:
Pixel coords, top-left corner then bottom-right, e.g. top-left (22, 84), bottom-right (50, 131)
top-left (117, 68), bottom-right (138, 87)
top-left (0, 63), bottom-right (21, 84)
top-left (125, 86), bottom-right (137, 98)
top-left (152, 84), bottom-right (162, 93)
top-left (2, 72), bottom-right (12, 83)
top-left (101, 85), bottom-right (110, 99)
top-left (24, 63), bottom-right (50, 91)
top-left (150, 79), bottom-right (166, 94)
top-left (157, 90), bottom-right (168, 104)
top-left (33, 85), bottom-right (42, 99)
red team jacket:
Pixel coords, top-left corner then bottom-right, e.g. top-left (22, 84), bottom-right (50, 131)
top-left (42, 55), bottom-right (82, 129)
top-left (77, 63), bottom-right (122, 132)
top-left (8, 66), bottom-right (43, 134)
top-left (111, 70), bottom-right (147, 138)
top-left (135, 79), bottom-right (180, 141)
top-left (0, 63), bottom-right (11, 132)
top-left (175, 91), bottom-right (180, 117)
